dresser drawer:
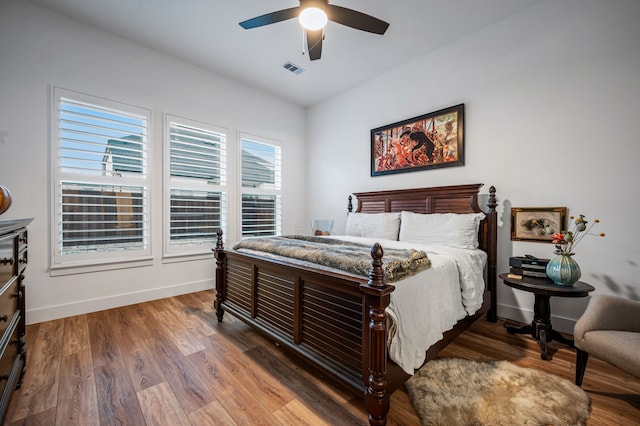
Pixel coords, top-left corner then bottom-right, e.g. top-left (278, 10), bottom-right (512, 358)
top-left (17, 231), bottom-right (27, 252)
top-left (17, 231), bottom-right (27, 274)
top-left (17, 247), bottom-right (27, 274)
top-left (0, 235), bottom-right (14, 288)
top-left (0, 323), bottom-right (19, 403)
top-left (0, 279), bottom-right (18, 340)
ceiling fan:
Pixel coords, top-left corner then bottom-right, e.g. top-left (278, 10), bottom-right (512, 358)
top-left (239, 0), bottom-right (389, 61)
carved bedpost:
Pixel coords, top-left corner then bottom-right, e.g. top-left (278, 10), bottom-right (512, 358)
top-left (214, 228), bottom-right (225, 322)
top-left (348, 195), bottom-right (353, 213)
top-left (360, 243), bottom-right (394, 426)
top-left (486, 186), bottom-right (498, 322)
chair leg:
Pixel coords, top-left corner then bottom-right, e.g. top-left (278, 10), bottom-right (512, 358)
top-left (575, 348), bottom-right (589, 386)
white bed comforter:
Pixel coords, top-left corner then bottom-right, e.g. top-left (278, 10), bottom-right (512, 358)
top-left (235, 235), bottom-right (487, 375)
top-left (326, 236), bottom-right (487, 374)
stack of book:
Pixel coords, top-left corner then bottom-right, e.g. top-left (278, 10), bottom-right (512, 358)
top-left (509, 256), bottom-right (551, 280)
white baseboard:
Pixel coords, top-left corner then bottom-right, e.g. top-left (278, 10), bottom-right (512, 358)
top-left (26, 279), bottom-right (214, 325)
top-left (497, 303), bottom-right (577, 335)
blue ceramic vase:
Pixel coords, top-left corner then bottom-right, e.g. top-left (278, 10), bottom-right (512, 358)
top-left (546, 253), bottom-right (581, 286)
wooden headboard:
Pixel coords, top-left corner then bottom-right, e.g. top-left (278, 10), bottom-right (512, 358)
top-left (348, 183), bottom-right (498, 322)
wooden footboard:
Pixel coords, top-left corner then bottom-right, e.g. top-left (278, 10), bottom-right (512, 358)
top-left (215, 236), bottom-right (393, 424)
top-left (214, 184), bottom-right (497, 425)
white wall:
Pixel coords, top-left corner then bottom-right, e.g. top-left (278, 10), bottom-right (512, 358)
top-left (0, 0), bottom-right (307, 323)
top-left (307, 0), bottom-right (640, 332)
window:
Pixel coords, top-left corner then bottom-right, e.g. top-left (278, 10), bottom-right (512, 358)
top-left (50, 87), bottom-right (151, 271)
top-left (240, 134), bottom-right (282, 238)
top-left (165, 115), bottom-right (227, 255)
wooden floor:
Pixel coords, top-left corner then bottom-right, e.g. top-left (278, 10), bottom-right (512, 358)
top-left (5, 290), bottom-right (640, 425)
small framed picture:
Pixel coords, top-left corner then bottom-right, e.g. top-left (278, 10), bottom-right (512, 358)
top-left (511, 207), bottom-right (567, 242)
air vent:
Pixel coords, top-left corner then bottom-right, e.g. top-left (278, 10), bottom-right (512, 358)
top-left (282, 61), bottom-right (305, 75)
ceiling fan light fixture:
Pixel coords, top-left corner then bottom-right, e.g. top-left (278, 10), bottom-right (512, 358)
top-left (298, 7), bottom-right (327, 31)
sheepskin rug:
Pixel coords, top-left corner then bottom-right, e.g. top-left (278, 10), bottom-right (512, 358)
top-left (405, 358), bottom-right (590, 426)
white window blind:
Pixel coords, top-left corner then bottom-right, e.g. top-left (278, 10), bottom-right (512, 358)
top-left (51, 87), bottom-right (150, 268)
top-left (240, 136), bottom-right (282, 238)
top-left (166, 116), bottom-right (227, 254)
top-left (60, 183), bottom-right (145, 253)
top-left (169, 122), bottom-right (225, 183)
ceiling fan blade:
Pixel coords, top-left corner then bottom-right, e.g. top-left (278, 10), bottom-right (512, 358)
top-left (306, 29), bottom-right (323, 61)
top-left (326, 5), bottom-right (389, 35)
top-left (239, 7), bottom-right (300, 29)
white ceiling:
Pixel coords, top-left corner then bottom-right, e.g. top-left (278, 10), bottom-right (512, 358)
top-left (30, 0), bottom-right (542, 107)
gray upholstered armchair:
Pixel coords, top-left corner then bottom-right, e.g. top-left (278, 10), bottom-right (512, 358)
top-left (573, 294), bottom-right (640, 386)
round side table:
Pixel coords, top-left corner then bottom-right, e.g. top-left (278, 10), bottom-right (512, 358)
top-left (500, 273), bottom-right (595, 360)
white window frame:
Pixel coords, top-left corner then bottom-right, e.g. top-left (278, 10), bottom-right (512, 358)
top-left (49, 86), bottom-right (152, 275)
top-left (238, 132), bottom-right (282, 241)
top-left (163, 114), bottom-right (228, 259)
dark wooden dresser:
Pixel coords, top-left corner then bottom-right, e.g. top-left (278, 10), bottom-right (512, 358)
top-left (0, 218), bottom-right (32, 423)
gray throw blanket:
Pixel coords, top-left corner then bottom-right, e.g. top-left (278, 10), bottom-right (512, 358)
top-left (233, 235), bottom-right (431, 283)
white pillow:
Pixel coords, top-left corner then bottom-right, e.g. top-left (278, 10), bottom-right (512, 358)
top-left (398, 211), bottom-right (485, 249)
top-left (345, 212), bottom-right (401, 241)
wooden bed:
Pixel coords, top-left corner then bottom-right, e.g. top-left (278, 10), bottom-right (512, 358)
top-left (213, 183), bottom-right (497, 425)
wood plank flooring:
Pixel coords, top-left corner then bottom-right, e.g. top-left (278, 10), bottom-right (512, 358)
top-left (5, 290), bottom-right (640, 425)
